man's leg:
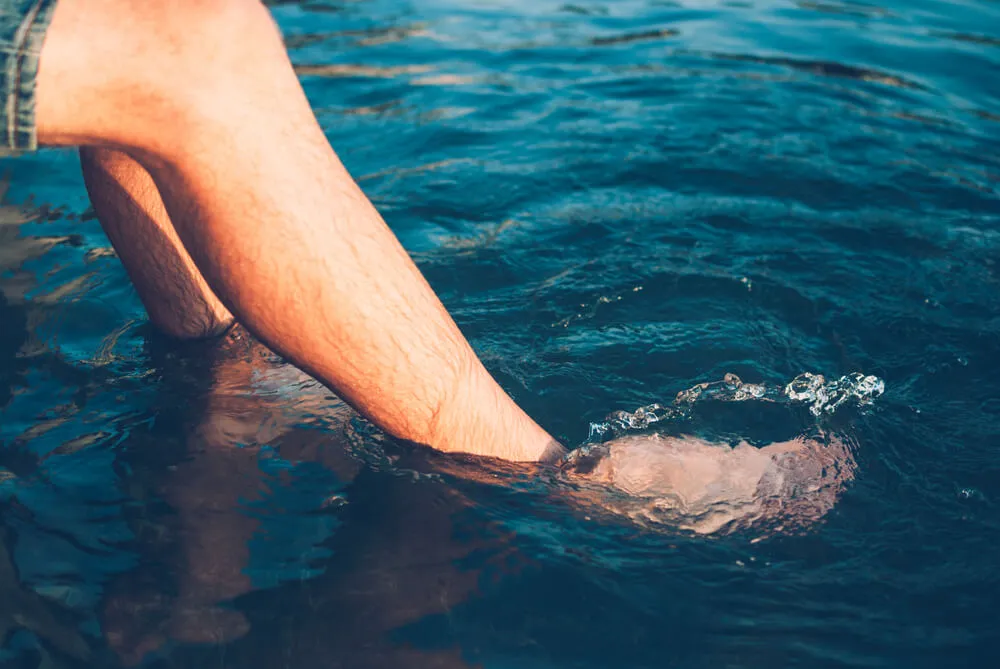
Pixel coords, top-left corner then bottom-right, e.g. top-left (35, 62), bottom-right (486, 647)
top-left (34, 0), bottom-right (564, 462)
top-left (80, 148), bottom-right (234, 339)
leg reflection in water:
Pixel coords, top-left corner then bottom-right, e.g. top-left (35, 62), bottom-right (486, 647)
top-left (101, 331), bottom-right (505, 669)
top-left (101, 332), bottom-right (859, 666)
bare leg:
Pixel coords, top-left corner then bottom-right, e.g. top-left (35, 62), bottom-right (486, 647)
top-left (35, 0), bottom-right (562, 462)
top-left (80, 148), bottom-right (234, 339)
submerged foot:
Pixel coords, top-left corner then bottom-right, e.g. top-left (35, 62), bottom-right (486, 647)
top-left (561, 433), bottom-right (856, 535)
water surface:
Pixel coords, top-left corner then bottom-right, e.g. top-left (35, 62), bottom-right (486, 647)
top-left (1, 0), bottom-right (999, 667)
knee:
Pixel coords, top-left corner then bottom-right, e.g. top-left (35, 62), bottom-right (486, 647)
top-left (146, 0), bottom-right (282, 64)
top-left (122, 0), bottom-right (287, 99)
top-left (39, 0), bottom-right (287, 150)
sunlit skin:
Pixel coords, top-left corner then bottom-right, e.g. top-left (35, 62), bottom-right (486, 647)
top-left (37, 0), bottom-right (562, 464)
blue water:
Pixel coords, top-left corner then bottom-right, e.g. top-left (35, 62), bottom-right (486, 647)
top-left (2, 0), bottom-right (999, 666)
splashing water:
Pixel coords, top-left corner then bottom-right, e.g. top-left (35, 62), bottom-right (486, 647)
top-left (565, 373), bottom-right (882, 536)
top-left (587, 372), bottom-right (885, 441)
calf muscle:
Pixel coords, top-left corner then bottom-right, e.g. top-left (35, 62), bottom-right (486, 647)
top-left (80, 148), bottom-right (234, 339)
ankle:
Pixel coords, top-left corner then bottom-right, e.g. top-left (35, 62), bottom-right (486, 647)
top-left (427, 362), bottom-right (561, 462)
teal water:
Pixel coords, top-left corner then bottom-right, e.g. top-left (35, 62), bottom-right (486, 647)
top-left (2, 0), bottom-right (999, 666)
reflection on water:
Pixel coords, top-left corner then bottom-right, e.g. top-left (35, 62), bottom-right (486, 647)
top-left (284, 23), bottom-right (428, 49)
top-left (0, 521), bottom-right (93, 665)
top-left (293, 63), bottom-right (432, 78)
top-left (2, 0), bottom-right (1000, 666)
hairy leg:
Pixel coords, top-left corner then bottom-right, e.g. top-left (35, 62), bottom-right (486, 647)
top-left (35, 0), bottom-right (563, 461)
top-left (80, 148), bottom-right (234, 339)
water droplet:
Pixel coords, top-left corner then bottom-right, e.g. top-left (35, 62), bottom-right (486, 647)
top-left (957, 487), bottom-right (984, 502)
top-left (322, 494), bottom-right (349, 509)
top-left (783, 372), bottom-right (884, 415)
top-left (586, 371), bottom-right (884, 442)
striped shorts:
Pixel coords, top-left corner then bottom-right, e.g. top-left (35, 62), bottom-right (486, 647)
top-left (0, 0), bottom-right (58, 156)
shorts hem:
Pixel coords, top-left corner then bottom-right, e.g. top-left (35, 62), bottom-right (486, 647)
top-left (2, 0), bottom-right (59, 155)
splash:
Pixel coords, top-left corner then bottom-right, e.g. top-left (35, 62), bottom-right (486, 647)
top-left (588, 372), bottom-right (884, 441)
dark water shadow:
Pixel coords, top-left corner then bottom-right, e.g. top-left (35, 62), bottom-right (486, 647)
top-left (692, 50), bottom-right (925, 90)
top-left (590, 28), bottom-right (680, 47)
top-left (932, 31), bottom-right (1000, 49)
top-left (76, 329), bottom-right (521, 668)
top-left (794, 0), bottom-right (893, 19)
top-left (0, 507), bottom-right (96, 667)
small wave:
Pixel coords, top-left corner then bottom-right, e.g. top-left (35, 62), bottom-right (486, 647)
top-left (590, 28), bottom-right (680, 47)
top-left (588, 371), bottom-right (885, 441)
top-left (795, 1), bottom-right (893, 19)
top-left (285, 25), bottom-right (426, 49)
top-left (559, 4), bottom-right (609, 16)
top-left (292, 63), bottom-right (432, 79)
top-left (695, 51), bottom-right (924, 90)
top-left (933, 32), bottom-right (1000, 49)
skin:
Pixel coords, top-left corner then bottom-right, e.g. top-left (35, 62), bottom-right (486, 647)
top-left (35, 0), bottom-right (564, 463)
top-left (78, 148), bottom-right (235, 340)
